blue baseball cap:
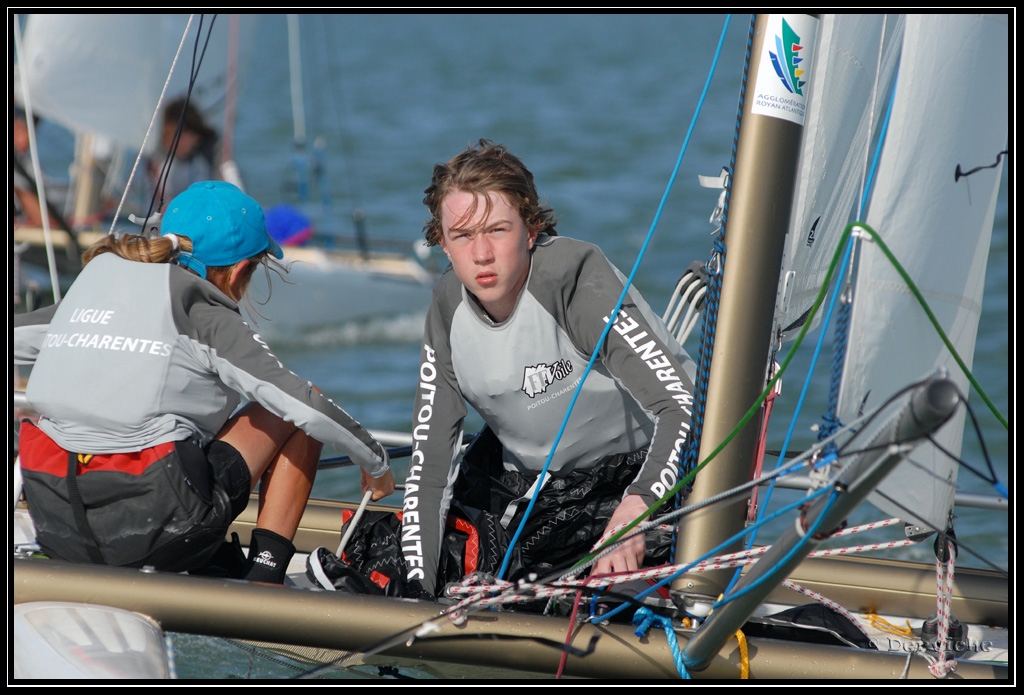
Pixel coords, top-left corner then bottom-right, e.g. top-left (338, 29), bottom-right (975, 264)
top-left (162, 181), bottom-right (283, 279)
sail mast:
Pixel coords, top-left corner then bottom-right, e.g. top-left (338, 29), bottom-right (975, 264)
top-left (672, 14), bottom-right (821, 607)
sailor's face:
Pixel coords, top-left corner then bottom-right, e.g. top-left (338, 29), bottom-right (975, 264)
top-left (439, 189), bottom-right (537, 323)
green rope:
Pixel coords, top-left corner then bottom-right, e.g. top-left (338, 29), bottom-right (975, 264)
top-left (572, 219), bottom-right (1006, 570)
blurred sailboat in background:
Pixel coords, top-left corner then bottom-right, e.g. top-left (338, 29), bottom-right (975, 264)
top-left (12, 13), bottom-right (437, 336)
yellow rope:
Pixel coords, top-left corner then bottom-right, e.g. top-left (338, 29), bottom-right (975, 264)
top-left (734, 629), bottom-right (749, 679)
top-left (865, 612), bottom-right (915, 637)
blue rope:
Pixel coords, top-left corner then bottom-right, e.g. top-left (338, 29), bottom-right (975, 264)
top-left (722, 228), bottom-right (856, 597)
top-left (717, 488), bottom-right (839, 607)
top-left (632, 607), bottom-right (690, 679)
top-left (679, 13), bottom-right (752, 505)
top-left (605, 480), bottom-right (839, 676)
top-left (680, 235), bottom-right (724, 496)
top-left (598, 467), bottom-right (833, 624)
top-left (818, 71), bottom-right (898, 442)
top-left (818, 294), bottom-right (851, 442)
top-left (673, 13), bottom-right (752, 567)
top-left (724, 36), bottom-right (903, 594)
top-left (497, 14), bottom-right (735, 582)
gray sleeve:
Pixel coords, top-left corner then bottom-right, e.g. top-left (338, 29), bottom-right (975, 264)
top-left (402, 277), bottom-right (467, 596)
top-left (565, 247), bottom-right (695, 506)
top-left (181, 285), bottom-right (390, 477)
top-left (14, 304), bottom-right (60, 365)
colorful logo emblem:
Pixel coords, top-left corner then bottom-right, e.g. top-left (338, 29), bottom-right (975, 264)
top-left (769, 18), bottom-right (807, 95)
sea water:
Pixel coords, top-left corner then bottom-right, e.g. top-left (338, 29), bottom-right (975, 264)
top-left (18, 13), bottom-right (1009, 679)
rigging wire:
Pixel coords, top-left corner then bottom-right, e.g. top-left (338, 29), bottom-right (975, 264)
top-left (856, 224), bottom-right (1008, 431)
top-left (537, 457), bottom-right (815, 586)
top-left (147, 15), bottom-right (219, 220)
top-left (594, 484), bottom-right (835, 624)
top-left (286, 14), bottom-right (306, 151)
top-left (932, 396), bottom-right (1004, 495)
top-left (290, 385), bottom-right (1004, 678)
top-left (108, 15), bottom-right (207, 237)
top-left (869, 489), bottom-right (1007, 575)
top-left (220, 14), bottom-right (241, 179)
top-left (734, 17), bottom-right (903, 595)
top-left (289, 440), bottom-right (820, 678)
top-left (575, 202), bottom-right (1010, 577)
top-left (800, 377), bottom-right (1007, 577)
top-left (497, 12), bottom-right (735, 585)
top-left (712, 489), bottom-right (841, 608)
top-left (11, 15), bottom-right (63, 303)
top-left (591, 393), bottom-right (1009, 627)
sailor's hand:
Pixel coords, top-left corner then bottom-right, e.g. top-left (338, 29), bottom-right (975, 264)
top-left (592, 494), bottom-right (648, 576)
top-left (362, 468), bottom-right (396, 501)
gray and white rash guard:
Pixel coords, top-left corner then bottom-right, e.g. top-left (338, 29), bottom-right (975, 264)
top-left (13, 253), bottom-right (388, 478)
top-left (403, 234), bottom-right (695, 595)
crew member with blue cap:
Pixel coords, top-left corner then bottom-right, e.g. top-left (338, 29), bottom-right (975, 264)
top-left (14, 181), bottom-right (395, 584)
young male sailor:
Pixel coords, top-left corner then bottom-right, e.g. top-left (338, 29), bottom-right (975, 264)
top-left (14, 181), bottom-right (395, 584)
top-left (400, 140), bottom-right (696, 597)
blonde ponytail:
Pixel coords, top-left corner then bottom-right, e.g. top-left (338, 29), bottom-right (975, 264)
top-left (82, 234), bottom-right (193, 267)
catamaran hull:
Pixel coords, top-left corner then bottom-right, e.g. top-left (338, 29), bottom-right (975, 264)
top-left (11, 557), bottom-right (1005, 680)
top-left (246, 246), bottom-right (435, 338)
top-left (12, 497), bottom-right (1007, 680)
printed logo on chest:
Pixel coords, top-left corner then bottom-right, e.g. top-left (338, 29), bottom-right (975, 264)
top-left (521, 359), bottom-right (574, 398)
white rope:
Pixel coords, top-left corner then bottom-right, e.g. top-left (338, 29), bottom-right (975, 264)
top-left (782, 578), bottom-right (873, 642)
top-left (443, 514), bottom-right (930, 621)
top-left (676, 286), bottom-right (707, 344)
top-left (663, 266), bottom-right (706, 340)
top-left (828, 517), bottom-right (903, 537)
top-left (810, 538), bottom-right (915, 558)
top-left (108, 14), bottom-right (197, 236)
top-left (663, 271), bottom-right (696, 332)
top-left (927, 539), bottom-right (958, 678)
top-left (337, 490), bottom-right (373, 556)
top-left (12, 17), bottom-right (61, 303)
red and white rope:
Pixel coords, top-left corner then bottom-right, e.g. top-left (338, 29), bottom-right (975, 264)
top-left (927, 540), bottom-right (958, 678)
top-left (443, 516), bottom-right (929, 626)
top-left (782, 579), bottom-right (872, 641)
top-left (828, 517), bottom-right (903, 537)
top-left (808, 538), bottom-right (915, 557)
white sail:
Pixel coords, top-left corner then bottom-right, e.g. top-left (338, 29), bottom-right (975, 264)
top-left (774, 14), bottom-right (904, 340)
top-left (838, 14), bottom-right (1008, 531)
top-left (17, 14), bottom-right (254, 153)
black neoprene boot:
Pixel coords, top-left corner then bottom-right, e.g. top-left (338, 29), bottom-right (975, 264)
top-left (244, 528), bottom-right (296, 584)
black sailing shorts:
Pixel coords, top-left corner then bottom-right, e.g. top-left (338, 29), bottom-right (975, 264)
top-left (20, 421), bottom-right (252, 573)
